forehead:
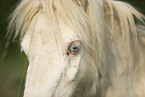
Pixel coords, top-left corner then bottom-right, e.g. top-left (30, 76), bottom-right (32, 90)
top-left (21, 12), bottom-right (79, 54)
top-left (36, 12), bottom-right (78, 44)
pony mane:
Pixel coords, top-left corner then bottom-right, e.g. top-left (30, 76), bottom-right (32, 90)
top-left (7, 0), bottom-right (41, 39)
top-left (7, 0), bottom-right (145, 44)
top-left (106, 0), bottom-right (145, 46)
top-left (103, 0), bottom-right (145, 57)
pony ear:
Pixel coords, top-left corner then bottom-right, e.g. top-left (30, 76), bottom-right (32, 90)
top-left (103, 0), bottom-right (145, 53)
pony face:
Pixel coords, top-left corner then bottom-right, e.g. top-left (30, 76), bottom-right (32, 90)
top-left (21, 12), bottom-right (94, 97)
top-left (8, 0), bottom-right (145, 96)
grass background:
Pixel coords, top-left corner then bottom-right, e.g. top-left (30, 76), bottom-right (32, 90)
top-left (0, 0), bottom-right (145, 97)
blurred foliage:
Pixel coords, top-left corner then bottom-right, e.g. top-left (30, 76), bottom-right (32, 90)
top-left (0, 0), bottom-right (145, 97)
top-left (0, 0), bottom-right (28, 97)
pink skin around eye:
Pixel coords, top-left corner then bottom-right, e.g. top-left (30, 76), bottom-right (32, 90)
top-left (66, 51), bottom-right (70, 56)
top-left (66, 41), bottom-right (80, 56)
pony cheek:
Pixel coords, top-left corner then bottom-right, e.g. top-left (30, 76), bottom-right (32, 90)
top-left (23, 46), bottom-right (81, 97)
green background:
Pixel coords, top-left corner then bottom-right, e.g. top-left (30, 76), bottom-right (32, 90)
top-left (0, 0), bottom-right (145, 97)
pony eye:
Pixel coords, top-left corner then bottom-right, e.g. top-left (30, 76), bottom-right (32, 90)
top-left (66, 41), bottom-right (81, 56)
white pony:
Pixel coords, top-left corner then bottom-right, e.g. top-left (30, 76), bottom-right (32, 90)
top-left (8, 0), bottom-right (145, 97)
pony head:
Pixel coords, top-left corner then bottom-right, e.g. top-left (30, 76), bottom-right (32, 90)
top-left (7, 0), bottom-right (144, 97)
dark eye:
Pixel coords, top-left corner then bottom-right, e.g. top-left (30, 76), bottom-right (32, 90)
top-left (66, 41), bottom-right (81, 56)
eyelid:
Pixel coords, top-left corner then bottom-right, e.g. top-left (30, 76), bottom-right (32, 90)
top-left (67, 40), bottom-right (81, 50)
top-left (65, 40), bottom-right (80, 48)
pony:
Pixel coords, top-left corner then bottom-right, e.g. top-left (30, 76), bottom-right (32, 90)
top-left (7, 0), bottom-right (145, 97)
